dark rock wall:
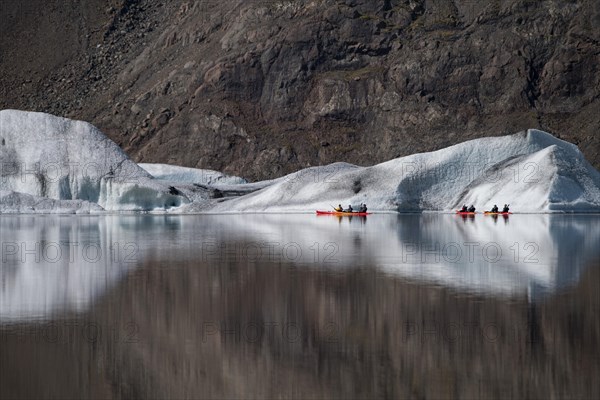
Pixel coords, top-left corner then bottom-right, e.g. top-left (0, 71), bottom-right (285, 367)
top-left (1, 0), bottom-right (599, 180)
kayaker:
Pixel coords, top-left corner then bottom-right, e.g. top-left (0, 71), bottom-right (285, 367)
top-left (502, 204), bottom-right (510, 213)
top-left (359, 203), bottom-right (367, 213)
top-left (334, 204), bottom-right (343, 212)
top-left (491, 204), bottom-right (499, 213)
top-left (468, 205), bottom-right (476, 212)
top-left (460, 205), bottom-right (468, 212)
top-left (344, 205), bottom-right (353, 213)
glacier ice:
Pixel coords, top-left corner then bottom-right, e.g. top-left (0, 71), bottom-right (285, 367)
top-left (1, 110), bottom-right (190, 212)
top-left (1, 110), bottom-right (599, 214)
top-left (209, 130), bottom-right (600, 213)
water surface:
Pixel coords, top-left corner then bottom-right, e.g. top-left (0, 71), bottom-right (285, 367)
top-left (1, 214), bottom-right (599, 399)
top-left (1, 214), bottom-right (599, 321)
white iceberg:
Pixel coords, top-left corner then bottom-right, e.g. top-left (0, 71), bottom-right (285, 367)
top-left (209, 130), bottom-right (600, 213)
top-left (0, 110), bottom-right (190, 212)
top-left (1, 110), bottom-right (599, 214)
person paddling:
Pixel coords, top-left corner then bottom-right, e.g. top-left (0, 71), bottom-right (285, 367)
top-left (460, 205), bottom-right (468, 212)
top-left (468, 205), bottom-right (476, 213)
top-left (502, 204), bottom-right (510, 213)
top-left (491, 204), bottom-right (499, 213)
top-left (334, 204), bottom-right (343, 212)
top-left (344, 204), bottom-right (353, 213)
top-left (359, 203), bottom-right (368, 213)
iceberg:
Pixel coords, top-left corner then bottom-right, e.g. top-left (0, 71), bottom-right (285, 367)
top-left (1, 110), bottom-right (190, 212)
top-left (1, 110), bottom-right (599, 213)
top-left (209, 130), bottom-right (600, 213)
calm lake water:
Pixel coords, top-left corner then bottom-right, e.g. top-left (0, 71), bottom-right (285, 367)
top-left (1, 214), bottom-right (599, 399)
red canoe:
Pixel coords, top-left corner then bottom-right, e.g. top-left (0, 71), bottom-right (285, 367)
top-left (316, 210), bottom-right (371, 216)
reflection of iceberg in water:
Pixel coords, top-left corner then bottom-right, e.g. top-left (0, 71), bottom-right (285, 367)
top-left (0, 215), bottom-right (182, 322)
top-left (204, 214), bottom-right (600, 298)
top-left (385, 214), bottom-right (594, 297)
top-left (1, 214), bottom-right (599, 322)
top-left (0, 216), bottom-right (128, 321)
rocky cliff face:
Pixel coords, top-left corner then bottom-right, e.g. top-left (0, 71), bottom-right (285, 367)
top-left (1, 0), bottom-right (599, 180)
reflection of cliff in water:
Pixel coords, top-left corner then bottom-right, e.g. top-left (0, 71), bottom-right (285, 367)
top-left (548, 215), bottom-right (600, 285)
top-left (5, 257), bottom-right (598, 399)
